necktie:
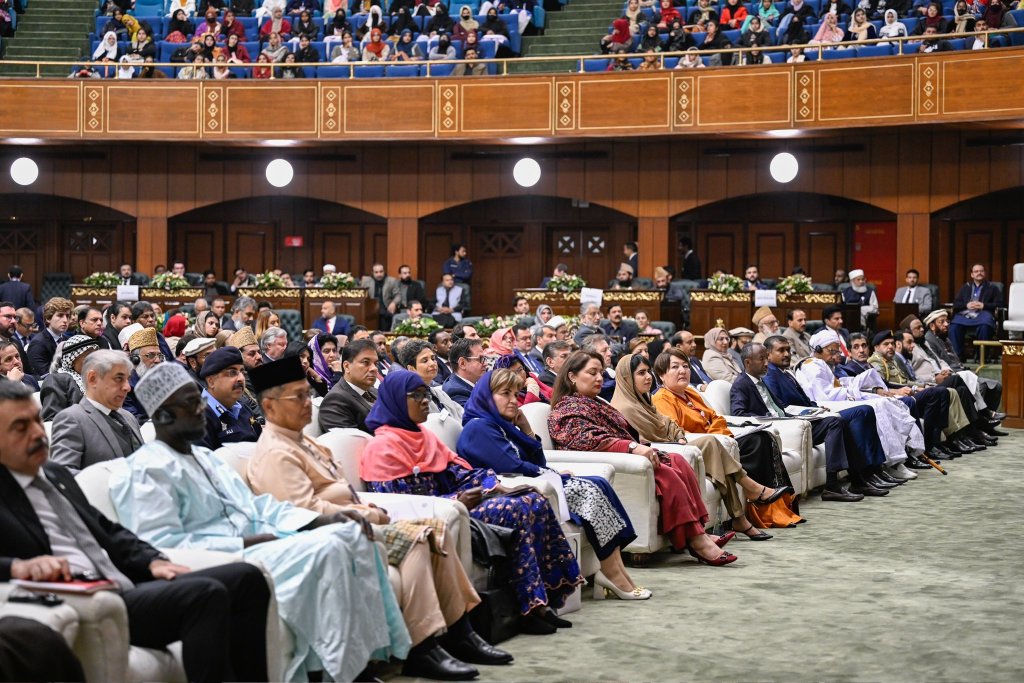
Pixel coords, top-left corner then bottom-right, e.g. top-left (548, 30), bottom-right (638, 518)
top-left (32, 477), bottom-right (134, 591)
top-left (903, 287), bottom-right (914, 304)
top-left (108, 411), bottom-right (141, 451)
top-left (756, 380), bottom-right (786, 417)
top-left (443, 289), bottom-right (451, 308)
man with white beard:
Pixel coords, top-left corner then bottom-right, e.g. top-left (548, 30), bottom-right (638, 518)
top-left (841, 269), bottom-right (879, 329)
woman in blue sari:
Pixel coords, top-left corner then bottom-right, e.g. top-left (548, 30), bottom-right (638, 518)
top-left (361, 370), bottom-right (584, 635)
top-left (457, 369), bottom-right (651, 602)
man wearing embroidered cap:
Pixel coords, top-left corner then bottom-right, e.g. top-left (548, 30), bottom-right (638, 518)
top-left (751, 306), bottom-right (779, 344)
top-left (611, 263), bottom-right (634, 290)
top-left (228, 326), bottom-right (266, 421)
top-left (182, 336), bottom-right (217, 384)
top-left (199, 347), bottom-right (261, 450)
top-left (110, 361), bottom-right (413, 683)
top-left (123, 326), bottom-right (165, 424)
top-left (248, 356), bottom-right (512, 679)
top-left (840, 269), bottom-right (879, 330)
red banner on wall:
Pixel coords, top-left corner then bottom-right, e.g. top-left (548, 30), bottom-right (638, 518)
top-left (853, 222), bottom-right (898, 300)
top-left (283, 235), bottom-right (304, 248)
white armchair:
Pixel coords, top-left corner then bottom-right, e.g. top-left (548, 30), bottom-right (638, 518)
top-left (700, 380), bottom-right (814, 494)
top-left (1004, 263), bottom-right (1024, 339)
top-left (74, 460), bottom-right (291, 683)
top-left (519, 402), bottom-right (718, 555)
top-left (0, 583), bottom-right (80, 646)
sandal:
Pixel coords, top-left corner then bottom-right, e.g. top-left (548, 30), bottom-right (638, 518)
top-left (734, 522), bottom-right (773, 541)
top-left (751, 485), bottom-right (793, 505)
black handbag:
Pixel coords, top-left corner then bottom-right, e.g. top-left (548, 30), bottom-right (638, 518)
top-left (467, 519), bottom-right (520, 644)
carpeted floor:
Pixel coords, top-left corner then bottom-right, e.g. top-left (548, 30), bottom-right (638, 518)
top-left (399, 427), bottom-right (1024, 683)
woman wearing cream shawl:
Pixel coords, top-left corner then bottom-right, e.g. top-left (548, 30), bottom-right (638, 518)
top-left (702, 327), bottom-right (743, 382)
top-left (611, 353), bottom-right (786, 540)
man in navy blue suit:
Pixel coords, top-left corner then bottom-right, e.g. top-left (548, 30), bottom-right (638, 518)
top-left (0, 266), bottom-right (36, 311)
top-left (311, 301), bottom-right (349, 336)
top-left (440, 337), bottom-right (485, 408)
top-left (759, 336), bottom-right (919, 496)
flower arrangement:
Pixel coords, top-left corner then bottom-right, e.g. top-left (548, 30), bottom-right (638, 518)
top-left (252, 271), bottom-right (287, 289)
top-left (148, 272), bottom-right (192, 291)
top-left (83, 271), bottom-right (121, 287)
top-left (318, 272), bottom-right (357, 290)
top-left (707, 272), bottom-right (745, 294)
top-left (546, 273), bottom-right (587, 293)
top-left (474, 315), bottom-right (521, 339)
top-left (776, 273), bottom-right (814, 295)
top-left (393, 316), bottom-right (441, 336)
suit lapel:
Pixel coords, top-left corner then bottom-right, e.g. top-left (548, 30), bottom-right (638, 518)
top-left (0, 467), bottom-right (50, 550)
top-left (81, 400), bottom-right (122, 457)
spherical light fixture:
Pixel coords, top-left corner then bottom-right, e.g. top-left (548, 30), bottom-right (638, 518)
top-left (265, 158), bottom-right (293, 188)
top-left (513, 157), bottom-right (541, 188)
top-left (10, 157), bottom-right (39, 186)
top-left (769, 152), bottom-right (798, 184)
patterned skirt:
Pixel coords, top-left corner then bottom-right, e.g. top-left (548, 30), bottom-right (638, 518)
top-left (562, 474), bottom-right (636, 561)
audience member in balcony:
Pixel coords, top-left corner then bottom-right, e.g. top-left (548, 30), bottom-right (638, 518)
top-left (719, 0), bottom-right (748, 29)
top-left (951, 0), bottom-right (977, 32)
top-left (330, 31), bottom-right (361, 61)
top-left (224, 33), bottom-right (252, 62)
top-left (137, 57), bottom-right (168, 78)
top-left (983, 0), bottom-right (1017, 28)
top-left (390, 6), bottom-right (418, 37)
top-left (819, 0), bottom-right (851, 18)
top-left (810, 11), bottom-right (846, 45)
top-left (688, 0), bottom-right (719, 29)
top-left (481, 7), bottom-right (512, 50)
top-left (845, 7), bottom-right (877, 42)
top-left (261, 30), bottom-right (289, 60)
top-left (290, 9), bottom-right (318, 44)
top-left (166, 9), bottom-right (196, 40)
top-left (93, 31), bottom-right (121, 61)
top-left (128, 27), bottom-right (156, 61)
top-left (219, 9), bottom-right (246, 40)
top-left (548, 351), bottom-right (737, 565)
top-left (623, 0), bottom-right (643, 34)
top-left (699, 20), bottom-right (734, 65)
top-left (359, 27), bottom-right (388, 60)
top-left (255, 0), bottom-right (285, 22)
top-left (656, 0), bottom-right (682, 29)
top-left (699, 327), bottom-right (740, 383)
top-left (294, 33), bottom-right (320, 62)
top-left (426, 3), bottom-right (454, 36)
top-left (913, 2), bottom-right (949, 33)
top-left (102, 9), bottom-right (128, 40)
top-left (325, 5), bottom-right (352, 38)
top-left (428, 33), bottom-right (456, 59)
top-left (777, 0), bottom-right (815, 40)
top-left (600, 18), bottom-right (633, 54)
top-left (169, 43), bottom-right (201, 64)
top-left (278, 51), bottom-right (306, 76)
top-left (638, 23), bottom-right (663, 52)
top-left (178, 53), bottom-right (209, 77)
top-left (740, 16), bottom-right (771, 47)
top-left (287, 0), bottom-right (317, 17)
top-left (115, 55), bottom-right (136, 78)
top-left (665, 20), bottom-right (695, 52)
top-left (743, 0), bottom-right (780, 30)
top-left (260, 6), bottom-right (293, 41)
top-left (781, 15), bottom-right (810, 43)
top-left (168, 0), bottom-right (197, 17)
top-left (252, 51), bottom-right (274, 76)
top-left (356, 4), bottom-right (385, 39)
top-left (878, 8), bottom-right (908, 43)
top-left (675, 46), bottom-right (706, 67)
top-left (199, 7), bottom-right (222, 37)
top-left (198, 31), bottom-right (218, 60)
top-left (459, 368), bottom-right (648, 601)
top-left (970, 19), bottom-right (991, 47)
top-left (452, 5), bottom-right (479, 41)
top-left (613, 353), bottom-right (788, 537)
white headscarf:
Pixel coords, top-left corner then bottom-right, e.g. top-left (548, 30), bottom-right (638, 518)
top-left (93, 31), bottom-right (119, 60)
top-left (116, 56), bottom-right (136, 79)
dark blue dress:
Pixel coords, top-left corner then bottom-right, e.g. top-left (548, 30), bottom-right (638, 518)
top-left (457, 418), bottom-right (636, 561)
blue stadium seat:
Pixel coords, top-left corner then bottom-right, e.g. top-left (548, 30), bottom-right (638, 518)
top-left (902, 17), bottom-right (918, 33)
top-left (582, 58), bottom-right (609, 72)
top-left (857, 44), bottom-right (891, 57)
top-left (664, 56), bottom-right (679, 68)
top-left (228, 66), bottom-right (249, 78)
top-left (765, 50), bottom-right (786, 63)
top-left (821, 47), bottom-right (856, 59)
top-left (902, 42), bottom-right (921, 54)
top-left (316, 65), bottom-right (352, 78)
top-left (426, 62), bottom-right (455, 76)
top-left (386, 64), bottom-right (420, 77)
top-left (353, 65), bottom-right (385, 78)
top-left (946, 38), bottom-right (966, 50)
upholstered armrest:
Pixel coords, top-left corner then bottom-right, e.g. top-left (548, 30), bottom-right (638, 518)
top-left (0, 583), bottom-right (80, 645)
top-left (161, 548), bottom-right (242, 568)
top-left (762, 419), bottom-right (811, 454)
top-left (545, 462), bottom-right (616, 483)
top-left (57, 590), bottom-right (133, 683)
top-left (359, 492), bottom-right (472, 571)
top-left (651, 443), bottom-right (706, 482)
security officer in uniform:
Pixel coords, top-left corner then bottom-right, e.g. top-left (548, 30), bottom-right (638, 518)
top-left (198, 347), bottom-right (262, 449)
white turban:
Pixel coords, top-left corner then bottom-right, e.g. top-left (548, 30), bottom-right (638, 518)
top-left (809, 329), bottom-right (841, 351)
top-left (848, 269), bottom-right (865, 280)
top-left (118, 323), bottom-right (144, 350)
top-left (547, 315), bottom-right (567, 329)
top-left (183, 337), bottom-right (217, 358)
top-left (134, 362), bottom-right (196, 417)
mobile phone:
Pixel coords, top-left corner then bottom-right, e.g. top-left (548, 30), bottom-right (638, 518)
top-left (8, 592), bottom-right (64, 607)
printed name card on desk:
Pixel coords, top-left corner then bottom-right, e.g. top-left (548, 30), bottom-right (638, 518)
top-left (117, 285), bottom-right (140, 302)
top-left (754, 289), bottom-right (777, 307)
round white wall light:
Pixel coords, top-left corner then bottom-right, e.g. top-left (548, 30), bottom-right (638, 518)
top-left (265, 158), bottom-right (294, 188)
top-left (10, 157), bottom-right (39, 186)
top-left (513, 157), bottom-right (541, 188)
top-left (769, 152), bottom-right (798, 184)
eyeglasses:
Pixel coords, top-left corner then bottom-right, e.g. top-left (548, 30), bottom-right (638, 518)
top-left (464, 356), bottom-right (484, 363)
top-left (271, 388), bottom-right (317, 403)
top-left (141, 352), bottom-right (165, 362)
top-left (406, 389), bottom-right (430, 401)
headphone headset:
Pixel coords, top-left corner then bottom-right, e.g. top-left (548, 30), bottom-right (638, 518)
top-left (130, 351), bottom-right (141, 366)
top-left (813, 345), bottom-right (823, 353)
top-left (151, 408), bottom-right (174, 426)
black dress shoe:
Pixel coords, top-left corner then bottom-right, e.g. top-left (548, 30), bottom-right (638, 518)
top-left (519, 613), bottom-right (556, 635)
top-left (849, 482), bottom-right (889, 496)
top-left (876, 471), bottom-right (905, 486)
top-left (969, 429), bottom-right (998, 446)
top-left (988, 411), bottom-right (1007, 421)
top-left (905, 457), bottom-right (933, 470)
top-left (821, 487), bottom-right (864, 502)
top-left (402, 645), bottom-right (479, 681)
top-left (984, 425), bottom-right (1010, 437)
top-left (952, 437), bottom-right (981, 453)
top-left (962, 436), bottom-right (987, 451)
top-left (443, 632), bottom-right (514, 666)
top-left (935, 444), bottom-right (962, 458)
top-left (867, 474), bottom-right (898, 489)
top-left (927, 447), bottom-right (955, 461)
top-left (541, 611), bottom-right (572, 629)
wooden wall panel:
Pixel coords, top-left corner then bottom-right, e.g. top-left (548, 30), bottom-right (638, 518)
top-left (702, 227), bottom-right (743, 276)
top-left (460, 82), bottom-right (553, 135)
top-left (223, 85), bottom-right (318, 136)
top-left (799, 223), bottom-right (847, 283)
top-left (748, 223), bottom-right (795, 278)
top-left (106, 85), bottom-right (200, 135)
top-left (577, 77), bottom-right (671, 133)
top-left (816, 63), bottom-right (914, 124)
top-left (343, 83), bottom-right (434, 135)
top-left (696, 71), bottom-right (791, 127)
top-left (0, 84), bottom-right (79, 135)
top-left (941, 53), bottom-right (1024, 115)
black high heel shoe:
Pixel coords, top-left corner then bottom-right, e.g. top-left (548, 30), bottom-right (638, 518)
top-left (734, 522), bottom-right (773, 541)
top-left (751, 485), bottom-right (793, 505)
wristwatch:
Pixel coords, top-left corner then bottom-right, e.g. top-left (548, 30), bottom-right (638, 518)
top-left (627, 441), bottom-right (639, 453)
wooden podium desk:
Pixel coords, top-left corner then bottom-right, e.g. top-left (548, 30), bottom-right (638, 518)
top-left (1001, 342), bottom-right (1023, 428)
top-left (303, 287), bottom-right (379, 330)
top-left (513, 289), bottom-right (666, 319)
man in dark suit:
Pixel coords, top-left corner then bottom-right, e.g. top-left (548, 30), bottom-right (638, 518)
top-left (0, 339), bottom-right (38, 391)
top-left (28, 297), bottom-right (73, 378)
top-left (679, 237), bottom-right (702, 281)
top-left (0, 379), bottom-right (270, 683)
top-left (118, 264), bottom-right (148, 286)
top-left (0, 301), bottom-right (33, 376)
top-left (429, 329), bottom-right (454, 384)
top-left (360, 263), bottom-right (401, 331)
top-left (599, 305), bottom-right (639, 345)
top-left (318, 339), bottom-right (379, 433)
top-left (102, 301), bottom-right (134, 350)
top-left (948, 263), bottom-right (1002, 359)
top-left (622, 242), bottom-right (638, 277)
top-left (441, 338), bottom-right (485, 408)
top-left (536, 340), bottom-right (571, 387)
top-left (0, 266), bottom-right (36, 311)
top-left (396, 264), bottom-right (427, 314)
top-left (539, 263), bottom-right (568, 289)
top-left (311, 301), bottom-right (349, 336)
top-left (49, 350), bottom-right (144, 473)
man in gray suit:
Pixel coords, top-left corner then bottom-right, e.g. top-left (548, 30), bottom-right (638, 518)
top-left (892, 268), bottom-right (934, 315)
top-left (360, 263), bottom-right (401, 331)
top-left (49, 349), bottom-right (144, 473)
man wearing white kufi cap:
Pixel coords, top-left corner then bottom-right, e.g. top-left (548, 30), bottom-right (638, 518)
top-left (110, 362), bottom-right (412, 683)
top-left (182, 336), bottom-right (217, 384)
top-left (840, 268), bottom-right (879, 329)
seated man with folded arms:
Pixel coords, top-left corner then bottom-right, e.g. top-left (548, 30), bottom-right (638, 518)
top-left (248, 356), bottom-right (512, 680)
top-left (199, 347), bottom-right (262, 450)
top-left (49, 350), bottom-right (144, 474)
top-left (109, 362), bottom-right (412, 683)
top-left (0, 379), bottom-right (271, 683)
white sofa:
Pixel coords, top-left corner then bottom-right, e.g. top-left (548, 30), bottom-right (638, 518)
top-left (518, 402), bottom-right (720, 555)
top-left (74, 459), bottom-right (291, 683)
top-left (701, 380), bottom-right (820, 493)
top-left (0, 583), bottom-right (80, 646)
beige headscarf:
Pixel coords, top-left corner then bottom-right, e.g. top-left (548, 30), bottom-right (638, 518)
top-left (610, 354), bottom-right (687, 443)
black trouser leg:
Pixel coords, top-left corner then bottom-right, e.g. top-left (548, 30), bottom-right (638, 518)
top-left (0, 615), bottom-right (85, 682)
top-left (810, 415), bottom-right (848, 473)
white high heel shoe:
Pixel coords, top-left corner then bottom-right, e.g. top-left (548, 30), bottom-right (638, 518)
top-left (592, 571), bottom-right (652, 601)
